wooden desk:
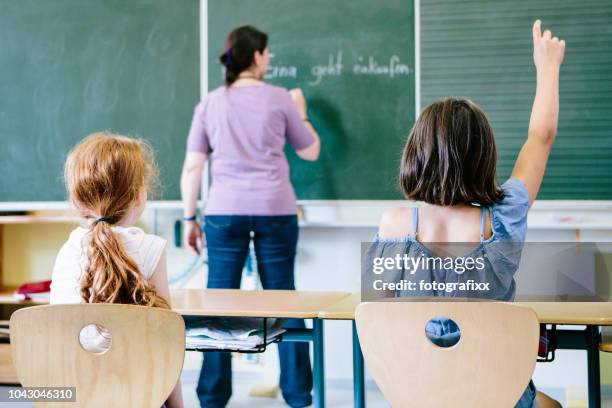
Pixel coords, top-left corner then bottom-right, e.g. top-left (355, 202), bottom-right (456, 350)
top-left (173, 289), bottom-right (350, 408)
top-left (522, 302), bottom-right (612, 326)
top-left (320, 294), bottom-right (612, 324)
top-left (319, 294), bottom-right (612, 408)
top-left (1, 289), bottom-right (351, 316)
top-left (171, 288), bottom-right (349, 318)
top-left (318, 293), bottom-right (360, 320)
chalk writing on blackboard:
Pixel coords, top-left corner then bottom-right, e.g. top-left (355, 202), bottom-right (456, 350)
top-left (353, 55), bottom-right (413, 77)
top-left (264, 51), bottom-right (412, 86)
top-left (265, 53), bottom-right (298, 80)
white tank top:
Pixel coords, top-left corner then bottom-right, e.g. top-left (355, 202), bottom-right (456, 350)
top-left (50, 225), bottom-right (166, 304)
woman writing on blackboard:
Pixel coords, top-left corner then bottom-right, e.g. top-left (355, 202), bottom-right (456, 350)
top-left (180, 26), bottom-right (320, 408)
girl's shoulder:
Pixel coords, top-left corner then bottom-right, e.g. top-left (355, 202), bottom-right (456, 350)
top-left (375, 207), bottom-right (414, 243)
top-left (489, 178), bottom-right (530, 242)
top-left (114, 226), bottom-right (166, 250)
top-left (59, 226), bottom-right (90, 256)
top-left (111, 227), bottom-right (167, 279)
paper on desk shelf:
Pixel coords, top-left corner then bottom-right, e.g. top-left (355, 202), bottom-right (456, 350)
top-left (186, 327), bottom-right (285, 350)
top-left (185, 317), bottom-right (282, 341)
top-left (185, 317), bottom-right (285, 350)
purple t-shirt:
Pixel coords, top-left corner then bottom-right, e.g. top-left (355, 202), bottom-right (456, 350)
top-left (187, 83), bottom-right (315, 215)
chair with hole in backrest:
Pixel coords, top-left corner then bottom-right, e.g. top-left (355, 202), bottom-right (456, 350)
top-left (355, 300), bottom-right (540, 408)
top-left (10, 304), bottom-right (185, 408)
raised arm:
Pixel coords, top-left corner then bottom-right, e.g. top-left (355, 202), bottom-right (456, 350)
top-left (511, 20), bottom-right (565, 206)
top-left (180, 152), bottom-right (207, 254)
top-left (289, 88), bottom-right (321, 161)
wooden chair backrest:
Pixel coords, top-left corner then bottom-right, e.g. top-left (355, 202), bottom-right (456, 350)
top-left (10, 304), bottom-right (185, 408)
top-left (355, 301), bottom-right (539, 408)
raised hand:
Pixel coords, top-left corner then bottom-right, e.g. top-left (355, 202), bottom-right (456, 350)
top-left (533, 19), bottom-right (566, 71)
top-left (511, 20), bottom-right (566, 206)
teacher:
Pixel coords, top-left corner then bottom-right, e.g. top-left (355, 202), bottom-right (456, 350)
top-left (180, 25), bottom-right (321, 408)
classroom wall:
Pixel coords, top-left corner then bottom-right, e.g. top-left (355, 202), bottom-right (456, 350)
top-left (4, 211), bottom-right (611, 396)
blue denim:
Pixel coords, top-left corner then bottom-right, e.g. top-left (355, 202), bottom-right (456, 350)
top-left (515, 381), bottom-right (538, 408)
top-left (197, 215), bottom-right (313, 408)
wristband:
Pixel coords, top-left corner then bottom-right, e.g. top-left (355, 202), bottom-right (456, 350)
top-left (183, 215), bottom-right (197, 222)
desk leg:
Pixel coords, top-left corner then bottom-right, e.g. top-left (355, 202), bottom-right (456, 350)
top-left (586, 326), bottom-right (601, 408)
top-left (352, 321), bottom-right (365, 408)
top-left (313, 318), bottom-right (325, 408)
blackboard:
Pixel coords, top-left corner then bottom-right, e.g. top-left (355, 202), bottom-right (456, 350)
top-left (421, 0), bottom-right (612, 199)
top-left (6, 0), bottom-right (605, 202)
top-left (0, 0), bottom-right (199, 202)
top-left (208, 0), bottom-right (416, 200)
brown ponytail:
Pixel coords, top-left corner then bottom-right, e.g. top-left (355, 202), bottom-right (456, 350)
top-left (65, 132), bottom-right (169, 309)
top-left (220, 25), bottom-right (268, 85)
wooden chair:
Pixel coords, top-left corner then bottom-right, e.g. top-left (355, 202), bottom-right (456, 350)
top-left (10, 304), bottom-right (185, 408)
top-left (355, 301), bottom-right (539, 408)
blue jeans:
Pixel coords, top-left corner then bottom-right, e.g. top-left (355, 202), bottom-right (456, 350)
top-left (515, 381), bottom-right (538, 408)
top-left (197, 215), bottom-right (313, 408)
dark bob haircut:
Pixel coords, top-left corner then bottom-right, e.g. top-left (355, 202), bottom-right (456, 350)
top-left (219, 25), bottom-right (268, 86)
top-left (400, 97), bottom-right (504, 206)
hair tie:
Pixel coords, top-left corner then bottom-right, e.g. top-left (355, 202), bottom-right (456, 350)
top-left (222, 50), bottom-right (232, 68)
top-left (95, 217), bottom-right (111, 224)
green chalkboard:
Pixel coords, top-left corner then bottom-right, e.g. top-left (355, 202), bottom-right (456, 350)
top-left (421, 0), bottom-right (612, 199)
top-left (0, 0), bottom-right (199, 202)
top-left (208, 0), bottom-right (416, 199)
